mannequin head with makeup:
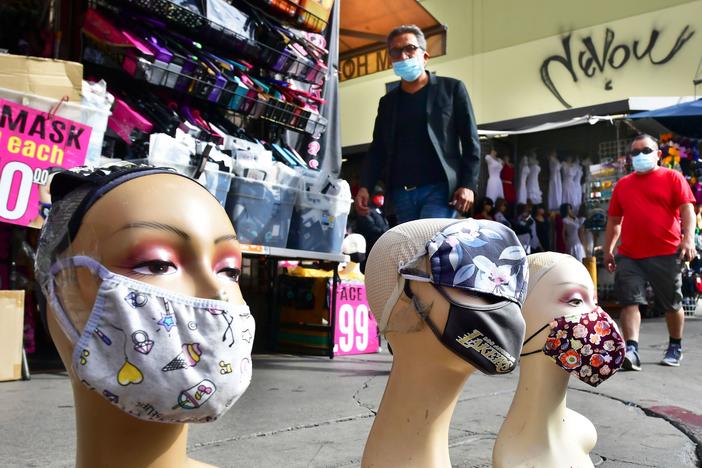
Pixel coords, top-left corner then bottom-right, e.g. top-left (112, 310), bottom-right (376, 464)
top-left (35, 165), bottom-right (254, 468)
top-left (363, 218), bottom-right (528, 468)
top-left (493, 252), bottom-right (625, 468)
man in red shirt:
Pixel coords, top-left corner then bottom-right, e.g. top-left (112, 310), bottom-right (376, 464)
top-left (603, 134), bottom-right (696, 370)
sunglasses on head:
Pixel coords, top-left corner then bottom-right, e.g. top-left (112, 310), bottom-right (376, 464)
top-left (629, 147), bottom-right (656, 157)
top-left (388, 44), bottom-right (422, 59)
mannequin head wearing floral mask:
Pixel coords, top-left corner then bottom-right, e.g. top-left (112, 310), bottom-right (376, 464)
top-left (520, 252), bottom-right (624, 387)
top-left (387, 25), bottom-right (429, 83)
top-left (630, 134), bottom-right (661, 174)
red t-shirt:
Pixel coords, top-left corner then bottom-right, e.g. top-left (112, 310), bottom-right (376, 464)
top-left (608, 167), bottom-right (695, 259)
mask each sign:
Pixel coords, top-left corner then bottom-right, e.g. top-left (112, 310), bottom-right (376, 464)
top-left (0, 99), bottom-right (91, 228)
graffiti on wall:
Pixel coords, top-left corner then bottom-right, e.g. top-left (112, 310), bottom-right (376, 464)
top-left (540, 26), bottom-right (695, 108)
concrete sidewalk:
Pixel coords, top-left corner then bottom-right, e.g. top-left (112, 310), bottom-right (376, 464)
top-left (2, 317), bottom-right (701, 467)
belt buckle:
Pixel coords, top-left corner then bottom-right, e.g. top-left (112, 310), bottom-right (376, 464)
top-left (403, 185), bottom-right (417, 191)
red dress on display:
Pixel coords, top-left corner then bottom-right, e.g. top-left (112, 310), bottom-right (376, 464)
top-left (501, 163), bottom-right (516, 204)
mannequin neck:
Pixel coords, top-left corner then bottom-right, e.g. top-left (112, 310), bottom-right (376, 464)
top-left (363, 329), bottom-right (474, 468)
top-left (72, 381), bottom-right (209, 468)
top-left (494, 351), bottom-right (596, 468)
top-left (511, 353), bottom-right (569, 420)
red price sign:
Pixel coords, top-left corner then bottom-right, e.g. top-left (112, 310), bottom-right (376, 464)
top-left (330, 281), bottom-right (380, 356)
top-left (0, 99), bottom-right (90, 228)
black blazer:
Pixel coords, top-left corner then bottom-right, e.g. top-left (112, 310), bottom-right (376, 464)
top-left (361, 73), bottom-right (481, 199)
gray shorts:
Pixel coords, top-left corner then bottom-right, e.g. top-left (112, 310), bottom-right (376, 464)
top-left (614, 254), bottom-right (683, 312)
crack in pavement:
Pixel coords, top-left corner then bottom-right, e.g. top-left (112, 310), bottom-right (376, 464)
top-left (188, 413), bottom-right (375, 451)
top-left (306, 441), bottom-right (329, 467)
top-left (352, 376), bottom-right (378, 416)
top-left (571, 387), bottom-right (702, 466)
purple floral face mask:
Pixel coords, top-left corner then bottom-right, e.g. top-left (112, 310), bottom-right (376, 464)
top-left (520, 307), bottom-right (626, 387)
top-left (399, 219), bottom-right (528, 375)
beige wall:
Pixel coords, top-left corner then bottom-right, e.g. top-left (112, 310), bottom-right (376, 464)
top-left (340, 0), bottom-right (702, 147)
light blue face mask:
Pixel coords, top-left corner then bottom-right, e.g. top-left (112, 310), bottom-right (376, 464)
top-left (631, 152), bottom-right (658, 173)
top-left (392, 56), bottom-right (425, 82)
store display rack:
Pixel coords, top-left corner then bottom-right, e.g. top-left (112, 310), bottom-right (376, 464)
top-left (83, 47), bottom-right (328, 135)
top-left (249, 0), bottom-right (331, 34)
top-left (91, 0), bottom-right (328, 86)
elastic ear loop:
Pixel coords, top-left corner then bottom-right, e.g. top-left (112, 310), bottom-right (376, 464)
top-left (519, 322), bottom-right (550, 357)
top-left (403, 281), bottom-right (443, 339)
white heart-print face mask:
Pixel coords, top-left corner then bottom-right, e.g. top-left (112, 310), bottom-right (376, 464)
top-left (48, 255), bottom-right (255, 424)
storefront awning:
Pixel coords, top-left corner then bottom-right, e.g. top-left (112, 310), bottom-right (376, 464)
top-left (338, 0), bottom-right (446, 81)
top-left (629, 99), bottom-right (702, 138)
top-left (479, 97), bottom-right (697, 137)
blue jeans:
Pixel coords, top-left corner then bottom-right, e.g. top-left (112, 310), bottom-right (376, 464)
top-left (391, 182), bottom-right (457, 224)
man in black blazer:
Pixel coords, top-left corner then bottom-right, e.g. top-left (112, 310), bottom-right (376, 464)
top-left (355, 25), bottom-right (481, 224)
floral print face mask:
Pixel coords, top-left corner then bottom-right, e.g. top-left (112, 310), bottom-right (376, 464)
top-left (399, 219), bottom-right (529, 374)
top-left (520, 307), bottom-right (625, 387)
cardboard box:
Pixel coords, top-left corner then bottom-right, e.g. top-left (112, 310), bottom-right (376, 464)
top-left (0, 291), bottom-right (25, 382)
top-left (0, 54), bottom-right (82, 101)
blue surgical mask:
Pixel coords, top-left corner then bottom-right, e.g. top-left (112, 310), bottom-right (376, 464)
top-left (392, 56), bottom-right (424, 82)
top-left (632, 152), bottom-right (658, 173)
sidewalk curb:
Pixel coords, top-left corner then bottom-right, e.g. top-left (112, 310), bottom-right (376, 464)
top-left (646, 405), bottom-right (702, 467)
top-left (572, 388), bottom-right (702, 467)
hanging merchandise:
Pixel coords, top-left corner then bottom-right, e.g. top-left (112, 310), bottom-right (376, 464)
top-left (547, 152), bottom-right (562, 211)
top-left (526, 153), bottom-right (543, 204)
top-left (484, 152), bottom-right (504, 201)
top-left (516, 156), bottom-right (529, 205)
top-left (501, 155), bottom-right (516, 205)
top-left (72, 0), bottom-right (345, 252)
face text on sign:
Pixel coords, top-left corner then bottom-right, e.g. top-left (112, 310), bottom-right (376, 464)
top-left (0, 104), bottom-right (86, 165)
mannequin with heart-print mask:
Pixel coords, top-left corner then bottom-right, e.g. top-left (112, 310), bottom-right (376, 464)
top-left (35, 165), bottom-right (253, 468)
top-left (493, 252), bottom-right (623, 468)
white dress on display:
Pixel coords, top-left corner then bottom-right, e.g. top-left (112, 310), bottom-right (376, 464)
top-left (517, 156), bottom-right (530, 205)
top-left (561, 161), bottom-right (581, 210)
top-left (563, 216), bottom-right (586, 262)
top-left (485, 153), bottom-right (504, 201)
top-left (572, 162), bottom-right (583, 212)
top-left (527, 160), bottom-right (542, 204)
top-left (548, 156), bottom-right (563, 211)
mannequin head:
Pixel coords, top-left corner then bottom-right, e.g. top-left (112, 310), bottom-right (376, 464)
top-left (493, 251), bottom-right (619, 468)
top-left (364, 219), bottom-right (528, 468)
top-left (560, 203), bottom-right (574, 220)
top-left (37, 166), bottom-right (244, 362)
top-left (479, 197), bottom-right (494, 217)
top-left (366, 219), bottom-right (458, 338)
top-left (366, 218), bottom-right (528, 373)
top-left (535, 204), bottom-right (546, 219)
top-left (341, 233), bottom-right (366, 274)
top-left (520, 252), bottom-right (624, 384)
top-left (495, 197), bottom-right (508, 215)
top-left (521, 253), bottom-right (596, 346)
top-left (35, 164), bottom-right (252, 429)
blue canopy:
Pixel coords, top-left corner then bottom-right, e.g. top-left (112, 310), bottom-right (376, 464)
top-left (630, 99), bottom-right (702, 118)
top-left (629, 99), bottom-right (702, 137)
